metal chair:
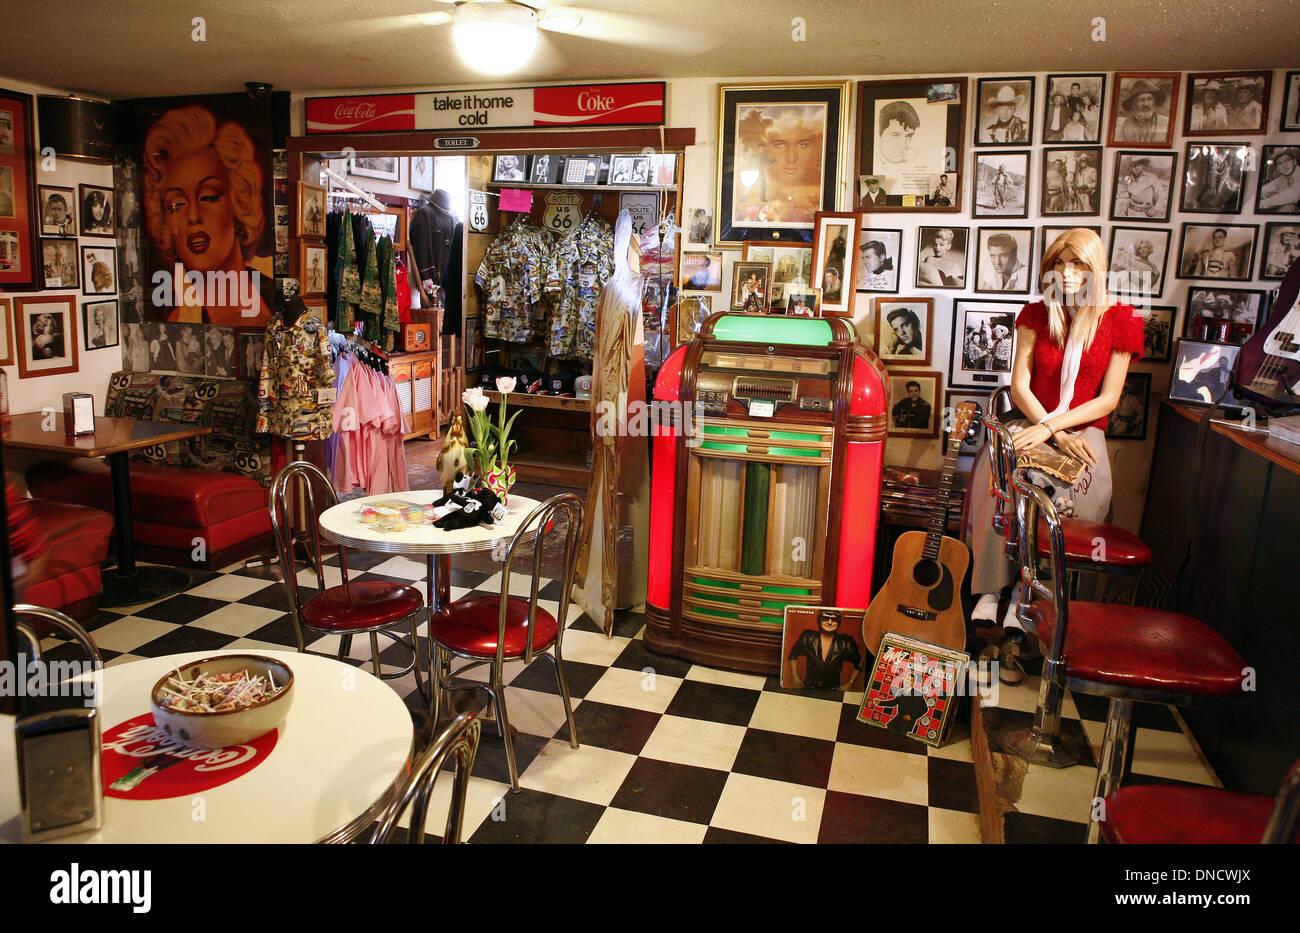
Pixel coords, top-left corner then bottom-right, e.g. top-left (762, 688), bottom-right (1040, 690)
top-left (427, 493), bottom-right (584, 793)
top-left (1007, 470), bottom-right (1248, 842)
top-left (269, 461), bottom-right (423, 693)
top-left (12, 603), bottom-right (104, 671)
top-left (369, 712), bottom-right (482, 844)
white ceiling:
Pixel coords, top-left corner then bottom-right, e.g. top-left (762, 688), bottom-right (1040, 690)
top-left (2, 0), bottom-right (1298, 100)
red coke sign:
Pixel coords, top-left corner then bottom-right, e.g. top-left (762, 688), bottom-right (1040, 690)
top-left (306, 94), bottom-right (417, 134)
top-left (533, 83), bottom-right (664, 126)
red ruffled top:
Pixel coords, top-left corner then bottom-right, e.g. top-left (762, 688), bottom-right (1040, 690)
top-left (1016, 301), bottom-right (1145, 430)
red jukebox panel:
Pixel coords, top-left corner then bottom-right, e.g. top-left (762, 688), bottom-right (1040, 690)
top-left (647, 313), bottom-right (888, 674)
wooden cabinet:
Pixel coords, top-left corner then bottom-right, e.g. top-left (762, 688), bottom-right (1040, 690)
top-left (390, 349), bottom-right (440, 440)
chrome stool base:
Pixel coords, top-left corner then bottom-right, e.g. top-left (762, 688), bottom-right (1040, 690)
top-left (1003, 724), bottom-right (1089, 769)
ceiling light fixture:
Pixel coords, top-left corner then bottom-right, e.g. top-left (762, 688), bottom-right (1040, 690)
top-left (452, 1), bottom-right (540, 75)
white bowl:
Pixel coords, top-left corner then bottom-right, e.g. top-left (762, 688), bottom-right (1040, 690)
top-left (150, 654), bottom-right (295, 749)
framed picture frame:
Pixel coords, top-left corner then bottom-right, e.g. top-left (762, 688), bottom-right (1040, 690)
top-left (529, 153), bottom-right (560, 185)
top-left (1107, 372), bottom-right (1151, 440)
top-left (1184, 72), bottom-right (1271, 136)
top-left (1138, 305), bottom-right (1177, 363)
top-left (380, 203), bottom-right (409, 251)
top-left (974, 77), bottom-right (1035, 147)
top-left (298, 181), bottom-right (326, 238)
top-left (680, 252), bottom-right (723, 291)
top-left (0, 297), bottom-right (13, 366)
top-left (1169, 339), bottom-right (1240, 406)
top-left (687, 208), bottom-right (713, 244)
top-left (854, 77), bottom-right (965, 212)
top-left (1260, 222), bottom-right (1300, 280)
top-left (37, 184), bottom-right (76, 237)
top-left (784, 287), bottom-right (822, 317)
top-left (950, 299), bottom-right (1020, 389)
top-left (1110, 151), bottom-right (1176, 222)
top-left (608, 154), bottom-right (651, 186)
top-left (299, 241), bottom-right (328, 296)
top-left (1283, 72), bottom-right (1300, 132)
top-left (493, 154), bottom-right (529, 184)
top-left (1109, 73), bottom-right (1180, 148)
top-left (887, 370), bottom-right (942, 438)
top-left (348, 156), bottom-right (401, 182)
top-left (730, 261), bottom-right (772, 311)
top-left (202, 325), bottom-right (237, 377)
top-left (974, 227), bottom-right (1034, 295)
top-left (810, 211), bottom-right (860, 315)
top-left (0, 86), bottom-right (39, 290)
top-left (80, 244), bottom-right (117, 296)
top-left (875, 297), bottom-right (933, 366)
top-left (410, 156), bottom-right (434, 191)
top-left (1039, 225), bottom-right (1100, 270)
top-left (39, 237), bottom-right (79, 290)
top-left (1042, 74), bottom-right (1106, 145)
top-left (717, 82), bottom-right (849, 245)
top-left (1181, 143), bottom-right (1250, 214)
top-left (972, 150), bottom-right (1030, 218)
top-left (561, 155), bottom-right (601, 186)
top-left (1176, 223), bottom-right (1258, 282)
top-left (13, 294), bottom-right (78, 379)
top-left (914, 226), bottom-right (969, 289)
top-left (301, 298), bottom-right (328, 327)
top-left (677, 294), bottom-right (712, 344)
top-left (1257, 146), bottom-right (1300, 215)
top-left (1109, 226), bottom-right (1171, 297)
top-left (945, 389), bottom-right (993, 454)
top-left (1040, 147), bottom-right (1102, 216)
top-left (82, 299), bottom-right (119, 351)
top-left (857, 225), bottom-right (903, 293)
top-left (650, 153), bottom-right (678, 187)
top-left (1183, 286), bottom-right (1266, 345)
top-left (236, 332), bottom-right (265, 380)
top-left (78, 184), bottom-right (114, 237)
top-left (742, 240), bottom-right (813, 308)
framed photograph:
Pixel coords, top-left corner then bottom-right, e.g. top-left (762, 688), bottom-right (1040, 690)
top-left (972, 150), bottom-right (1029, 218)
top-left (1181, 143), bottom-right (1249, 214)
top-left (945, 390), bottom-right (993, 454)
top-left (915, 226), bottom-right (968, 289)
top-left (1177, 223), bottom-right (1257, 282)
top-left (1257, 146), bottom-right (1300, 215)
top-left (203, 325), bottom-right (237, 377)
top-left (13, 295), bottom-right (78, 378)
top-left (1138, 305), bottom-right (1177, 363)
top-left (1039, 225), bottom-right (1100, 270)
top-left (379, 203), bottom-right (408, 251)
top-left (677, 294), bottom-right (712, 344)
top-left (888, 371), bottom-right (942, 438)
top-left (1107, 372), bottom-right (1152, 440)
top-left (858, 225), bottom-right (903, 293)
top-left (1184, 286), bottom-right (1266, 345)
top-left (717, 82), bottom-right (849, 245)
top-left (1169, 339), bottom-right (1240, 406)
top-left (81, 299), bottom-right (118, 351)
top-left (1260, 222), bottom-right (1300, 280)
top-left (608, 154), bottom-right (651, 186)
top-left (78, 184), bottom-right (114, 237)
top-left (299, 242), bottom-right (328, 296)
top-left (301, 298), bottom-right (328, 327)
top-left (687, 208), bottom-right (713, 244)
top-left (743, 240), bottom-right (813, 306)
top-left (975, 227), bottom-right (1034, 294)
top-left (349, 156), bottom-right (400, 182)
top-left (650, 153), bottom-right (678, 186)
top-left (171, 322), bottom-right (206, 375)
top-left (810, 211), bottom-right (860, 315)
top-left (1283, 72), bottom-right (1300, 132)
top-left (561, 155), bottom-right (601, 185)
top-left (1184, 72), bottom-right (1271, 136)
top-left (680, 252), bottom-right (723, 291)
top-left (410, 156), bottom-right (434, 191)
top-left (39, 238), bottom-right (79, 289)
top-left (784, 287), bottom-right (821, 317)
top-left (528, 153), bottom-right (559, 185)
top-left (974, 77), bottom-right (1035, 146)
top-left (1109, 73), bottom-right (1180, 148)
top-left (1040, 147), bottom-right (1101, 216)
top-left (298, 181), bottom-right (326, 238)
top-left (236, 332), bottom-right (265, 380)
top-left (730, 261), bottom-right (772, 311)
top-left (781, 606), bottom-right (868, 691)
top-left (0, 297), bottom-right (13, 366)
top-left (493, 154), bottom-right (529, 183)
top-left (1042, 74), bottom-right (1105, 144)
top-left (854, 77), bottom-right (965, 212)
top-left (81, 244), bottom-right (117, 296)
top-left (1111, 151), bottom-right (1176, 221)
top-left (875, 297), bottom-right (933, 366)
top-left (0, 87), bottom-right (39, 289)
top-left (38, 184), bottom-right (76, 237)
top-left (1109, 226), bottom-right (1171, 297)
top-left (950, 299), bottom-right (1020, 389)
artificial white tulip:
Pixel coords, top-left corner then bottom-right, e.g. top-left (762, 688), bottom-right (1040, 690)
top-left (495, 376), bottom-right (517, 395)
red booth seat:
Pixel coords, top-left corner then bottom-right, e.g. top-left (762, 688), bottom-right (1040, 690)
top-left (20, 499), bottom-right (115, 611)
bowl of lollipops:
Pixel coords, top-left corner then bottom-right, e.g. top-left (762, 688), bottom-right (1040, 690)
top-left (150, 654), bottom-right (295, 748)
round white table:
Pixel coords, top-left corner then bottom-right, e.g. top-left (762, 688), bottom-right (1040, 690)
top-left (0, 649), bottom-right (413, 844)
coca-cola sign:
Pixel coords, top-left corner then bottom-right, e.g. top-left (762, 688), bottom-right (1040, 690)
top-left (305, 94), bottom-right (416, 134)
top-left (101, 714), bottom-right (278, 800)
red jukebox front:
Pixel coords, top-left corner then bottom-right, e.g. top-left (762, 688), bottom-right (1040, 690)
top-left (646, 313), bottom-right (888, 674)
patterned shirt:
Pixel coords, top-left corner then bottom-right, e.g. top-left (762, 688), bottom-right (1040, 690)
top-left (475, 218), bottom-right (552, 344)
top-left (544, 213), bottom-right (615, 359)
top-left (256, 315), bottom-right (336, 440)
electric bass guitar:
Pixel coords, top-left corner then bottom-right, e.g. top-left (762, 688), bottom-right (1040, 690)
top-left (862, 402), bottom-right (979, 656)
top-left (1233, 256), bottom-right (1300, 409)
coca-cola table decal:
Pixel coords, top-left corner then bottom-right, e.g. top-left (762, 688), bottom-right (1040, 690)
top-left (101, 713), bottom-right (278, 800)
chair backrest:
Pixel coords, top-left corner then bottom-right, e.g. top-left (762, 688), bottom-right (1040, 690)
top-left (269, 461), bottom-right (349, 648)
top-left (1011, 468), bottom-right (1071, 663)
top-left (12, 604), bottom-right (103, 706)
top-left (1264, 757), bottom-right (1300, 844)
top-left (369, 712), bottom-right (481, 844)
top-left (983, 387), bottom-right (1021, 552)
top-left (495, 493), bottom-right (585, 667)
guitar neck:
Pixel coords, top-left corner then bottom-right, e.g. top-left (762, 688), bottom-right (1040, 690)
top-left (922, 433), bottom-right (963, 561)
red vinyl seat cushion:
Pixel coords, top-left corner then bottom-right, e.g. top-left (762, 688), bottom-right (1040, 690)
top-left (18, 499), bottom-right (114, 611)
top-left (998, 514), bottom-right (1152, 568)
top-left (299, 581), bottom-right (423, 632)
top-left (1101, 784), bottom-right (1287, 844)
top-left (429, 594), bottom-right (559, 659)
top-left (1026, 600), bottom-right (1247, 698)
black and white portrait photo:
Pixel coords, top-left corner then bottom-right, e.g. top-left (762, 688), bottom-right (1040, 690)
top-left (1109, 74), bottom-right (1179, 147)
top-left (1284, 72), bottom-right (1300, 132)
top-left (1184, 72), bottom-right (1270, 135)
top-left (1181, 143), bottom-right (1248, 214)
top-left (1106, 372), bottom-right (1151, 439)
top-left (1040, 148), bottom-right (1101, 216)
top-left (238, 332), bottom-right (265, 379)
top-left (609, 155), bottom-right (651, 185)
top-left (973, 151), bottom-right (1029, 218)
top-left (888, 372), bottom-right (941, 437)
top-left (529, 154), bottom-right (557, 185)
top-left (493, 154), bottom-right (527, 183)
top-left (1109, 226), bottom-right (1171, 296)
top-left (40, 238), bottom-right (78, 289)
top-left (204, 325), bottom-right (238, 377)
top-left (122, 322), bottom-right (151, 372)
top-left (79, 185), bottom-right (114, 237)
top-left (1177, 224), bottom-right (1257, 281)
top-left (915, 226), bottom-right (968, 289)
top-left (1261, 223), bottom-right (1300, 279)
top-left (1138, 305), bottom-right (1176, 362)
top-left (975, 78), bottom-right (1034, 146)
top-left (1111, 152), bottom-right (1175, 221)
top-left (975, 227), bottom-right (1033, 294)
top-left (875, 297), bottom-right (932, 365)
top-left (1043, 74), bottom-right (1105, 144)
top-left (688, 208), bottom-right (713, 244)
top-left (1257, 146), bottom-right (1300, 214)
top-left (857, 228), bottom-right (902, 292)
top-left (872, 97), bottom-right (951, 196)
top-left (172, 322), bottom-right (205, 375)
top-left (82, 299), bottom-right (118, 350)
top-left (39, 185), bottom-right (76, 237)
top-left (951, 300), bottom-right (1019, 388)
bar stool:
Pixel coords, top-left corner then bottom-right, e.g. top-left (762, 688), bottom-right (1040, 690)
top-left (1007, 470), bottom-right (1249, 842)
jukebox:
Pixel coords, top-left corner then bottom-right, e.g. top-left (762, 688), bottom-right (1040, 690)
top-left (646, 313), bottom-right (888, 674)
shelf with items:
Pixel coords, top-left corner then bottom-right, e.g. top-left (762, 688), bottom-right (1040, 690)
top-left (485, 182), bottom-right (675, 194)
top-left (485, 390), bottom-right (591, 412)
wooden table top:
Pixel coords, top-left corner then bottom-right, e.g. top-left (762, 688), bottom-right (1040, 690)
top-left (2, 412), bottom-right (211, 458)
top-left (1165, 400), bottom-right (1300, 478)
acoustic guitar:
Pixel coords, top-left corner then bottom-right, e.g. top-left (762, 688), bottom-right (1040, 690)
top-left (862, 402), bottom-right (979, 656)
top-left (1233, 256), bottom-right (1300, 409)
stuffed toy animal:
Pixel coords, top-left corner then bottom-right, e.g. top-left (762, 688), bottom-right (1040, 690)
top-left (434, 486), bottom-right (505, 530)
top-left (435, 413), bottom-right (471, 496)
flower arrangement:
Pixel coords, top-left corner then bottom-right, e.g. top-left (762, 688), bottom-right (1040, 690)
top-left (461, 377), bottom-right (521, 501)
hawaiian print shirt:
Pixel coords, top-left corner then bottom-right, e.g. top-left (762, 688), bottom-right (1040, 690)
top-left (255, 315), bottom-right (336, 440)
top-left (544, 213), bottom-right (615, 359)
top-left (474, 218), bottom-right (552, 344)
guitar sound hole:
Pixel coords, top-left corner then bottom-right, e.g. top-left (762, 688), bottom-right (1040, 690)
top-left (912, 559), bottom-right (942, 587)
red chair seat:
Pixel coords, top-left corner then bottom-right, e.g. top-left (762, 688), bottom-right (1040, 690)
top-left (25, 499), bottom-right (114, 571)
top-left (1102, 784), bottom-right (1286, 844)
top-left (300, 581), bottom-right (423, 632)
top-left (1026, 601), bottom-right (1247, 698)
top-left (1000, 515), bottom-right (1152, 568)
top-left (430, 594), bottom-right (559, 658)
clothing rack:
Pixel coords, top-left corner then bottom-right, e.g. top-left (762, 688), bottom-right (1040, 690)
top-left (328, 327), bottom-right (390, 374)
top-left (322, 166), bottom-right (387, 213)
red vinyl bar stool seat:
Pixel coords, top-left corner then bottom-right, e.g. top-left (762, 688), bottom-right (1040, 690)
top-left (300, 581), bottom-right (424, 632)
top-left (430, 594), bottom-right (560, 659)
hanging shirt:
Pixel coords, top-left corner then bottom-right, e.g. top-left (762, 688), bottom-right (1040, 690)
top-left (544, 212), bottom-right (615, 359)
top-left (256, 315), bottom-right (336, 440)
top-left (377, 235), bottom-right (400, 352)
top-left (336, 211), bottom-right (360, 331)
top-left (474, 217), bottom-right (551, 343)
